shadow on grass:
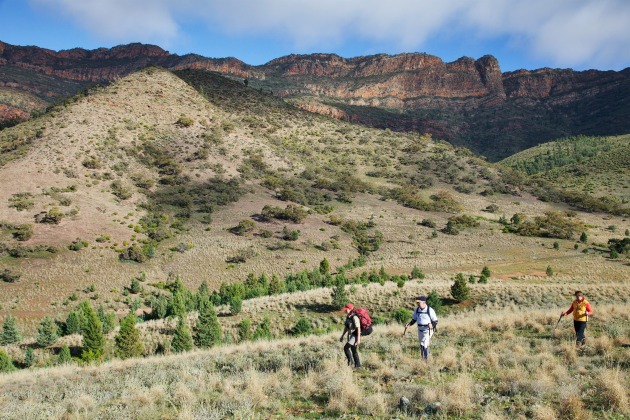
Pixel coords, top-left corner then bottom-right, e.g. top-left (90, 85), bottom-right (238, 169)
top-left (294, 302), bottom-right (339, 313)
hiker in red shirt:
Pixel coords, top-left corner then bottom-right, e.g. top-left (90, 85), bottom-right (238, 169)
top-left (561, 290), bottom-right (593, 346)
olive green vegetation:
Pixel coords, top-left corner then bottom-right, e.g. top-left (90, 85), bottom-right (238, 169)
top-left (501, 134), bottom-right (630, 215)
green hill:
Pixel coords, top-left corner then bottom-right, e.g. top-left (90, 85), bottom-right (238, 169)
top-left (500, 135), bottom-right (630, 214)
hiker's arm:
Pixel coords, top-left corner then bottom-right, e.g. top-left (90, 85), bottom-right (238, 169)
top-left (339, 326), bottom-right (347, 342)
top-left (585, 302), bottom-right (593, 316)
top-left (562, 303), bottom-right (574, 317)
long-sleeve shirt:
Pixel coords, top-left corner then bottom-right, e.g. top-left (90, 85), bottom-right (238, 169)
top-left (565, 298), bottom-right (593, 321)
top-left (410, 306), bottom-right (438, 331)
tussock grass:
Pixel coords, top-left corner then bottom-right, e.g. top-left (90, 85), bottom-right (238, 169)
top-left (1, 302), bottom-right (629, 418)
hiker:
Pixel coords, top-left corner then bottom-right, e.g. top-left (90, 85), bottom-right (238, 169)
top-left (339, 303), bottom-right (372, 368)
top-left (403, 296), bottom-right (438, 360)
top-left (561, 290), bottom-right (593, 346)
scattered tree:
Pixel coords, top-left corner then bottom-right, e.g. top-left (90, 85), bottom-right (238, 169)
top-left (1, 315), bottom-right (22, 345)
top-left (546, 265), bottom-right (554, 277)
top-left (58, 345), bottom-right (72, 365)
top-left (331, 277), bottom-right (349, 309)
top-left (426, 290), bottom-right (444, 316)
top-left (450, 273), bottom-right (471, 302)
top-left (115, 314), bottom-right (144, 359)
top-left (291, 318), bottom-right (313, 336)
top-left (36, 316), bottom-right (59, 347)
top-left (171, 317), bottom-right (194, 353)
top-left (81, 302), bottom-right (105, 362)
top-left (194, 299), bottom-right (222, 348)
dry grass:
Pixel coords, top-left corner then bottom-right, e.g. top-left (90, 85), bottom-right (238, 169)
top-left (2, 300), bottom-right (628, 418)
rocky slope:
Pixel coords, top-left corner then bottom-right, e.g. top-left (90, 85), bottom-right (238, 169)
top-left (1, 40), bottom-right (629, 159)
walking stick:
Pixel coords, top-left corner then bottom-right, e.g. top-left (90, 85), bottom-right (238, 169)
top-left (552, 314), bottom-right (563, 336)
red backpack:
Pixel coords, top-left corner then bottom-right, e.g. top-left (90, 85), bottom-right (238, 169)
top-left (354, 307), bottom-right (372, 331)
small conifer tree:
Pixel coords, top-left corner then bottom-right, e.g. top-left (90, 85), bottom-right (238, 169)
top-left (64, 310), bottom-right (83, 335)
top-left (36, 316), bottom-right (59, 347)
top-left (0, 350), bottom-right (15, 372)
top-left (481, 266), bottom-right (491, 278)
top-left (450, 273), bottom-right (471, 302)
top-left (1, 315), bottom-right (22, 345)
top-left (115, 314), bottom-right (143, 359)
top-left (171, 317), bottom-right (194, 353)
top-left (58, 345), bottom-right (72, 365)
top-left (238, 318), bottom-right (252, 342)
top-left (98, 305), bottom-right (116, 334)
top-left (81, 302), bottom-right (105, 362)
top-left (253, 316), bottom-right (272, 341)
top-left (194, 299), bottom-right (222, 348)
top-left (319, 258), bottom-right (330, 275)
top-left (426, 290), bottom-right (444, 315)
top-left (168, 292), bottom-right (187, 318)
top-left (580, 232), bottom-right (588, 243)
top-left (229, 296), bottom-right (242, 315)
top-left (331, 277), bottom-right (349, 309)
top-left (24, 347), bottom-right (35, 367)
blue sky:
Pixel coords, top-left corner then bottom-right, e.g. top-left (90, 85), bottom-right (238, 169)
top-left (1, 0), bottom-right (629, 72)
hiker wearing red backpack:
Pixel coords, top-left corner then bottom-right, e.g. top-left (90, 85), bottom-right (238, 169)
top-left (339, 304), bottom-right (373, 368)
top-left (403, 296), bottom-right (438, 360)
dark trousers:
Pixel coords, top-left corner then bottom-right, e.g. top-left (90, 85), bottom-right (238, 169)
top-left (574, 320), bottom-right (587, 345)
top-left (344, 342), bottom-right (360, 367)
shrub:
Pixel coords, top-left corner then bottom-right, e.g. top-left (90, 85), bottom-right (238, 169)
top-left (546, 265), bottom-right (554, 277)
top-left (12, 224), bottom-right (33, 241)
top-left (411, 266), bottom-right (425, 280)
top-left (110, 180), bottom-right (133, 200)
top-left (292, 318), bottom-right (313, 337)
top-left (0, 350), bottom-right (15, 373)
top-left (392, 308), bottom-right (412, 324)
top-left (8, 192), bottom-right (35, 211)
top-left (119, 245), bottom-right (148, 263)
top-left (230, 219), bottom-right (256, 235)
top-left (419, 219), bottom-right (436, 228)
top-left (176, 116), bottom-right (194, 127)
top-left (36, 207), bottom-right (64, 224)
top-left (0, 268), bottom-right (21, 283)
top-left (238, 318), bottom-right (252, 342)
top-left (253, 317), bottom-right (272, 341)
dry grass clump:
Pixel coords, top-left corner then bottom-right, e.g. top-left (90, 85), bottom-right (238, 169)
top-left (592, 368), bottom-right (629, 414)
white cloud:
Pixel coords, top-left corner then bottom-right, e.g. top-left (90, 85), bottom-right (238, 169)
top-left (28, 0), bottom-right (630, 69)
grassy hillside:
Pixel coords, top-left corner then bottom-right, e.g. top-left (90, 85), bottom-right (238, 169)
top-left (1, 283), bottom-right (629, 418)
top-left (0, 67), bottom-right (629, 418)
top-left (500, 135), bottom-right (630, 214)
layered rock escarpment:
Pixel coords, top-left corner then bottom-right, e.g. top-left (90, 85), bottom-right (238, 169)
top-left (1, 40), bottom-right (629, 159)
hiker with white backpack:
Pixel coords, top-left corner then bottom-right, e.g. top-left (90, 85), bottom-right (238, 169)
top-left (339, 303), bottom-right (373, 368)
top-left (403, 296), bottom-right (438, 360)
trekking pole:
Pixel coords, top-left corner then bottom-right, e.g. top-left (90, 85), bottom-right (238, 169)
top-left (552, 314), bottom-right (563, 336)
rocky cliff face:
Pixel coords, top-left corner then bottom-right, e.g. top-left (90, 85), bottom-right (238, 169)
top-left (1, 40), bottom-right (628, 160)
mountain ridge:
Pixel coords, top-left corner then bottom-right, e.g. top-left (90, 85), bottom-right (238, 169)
top-left (1, 40), bottom-right (629, 160)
